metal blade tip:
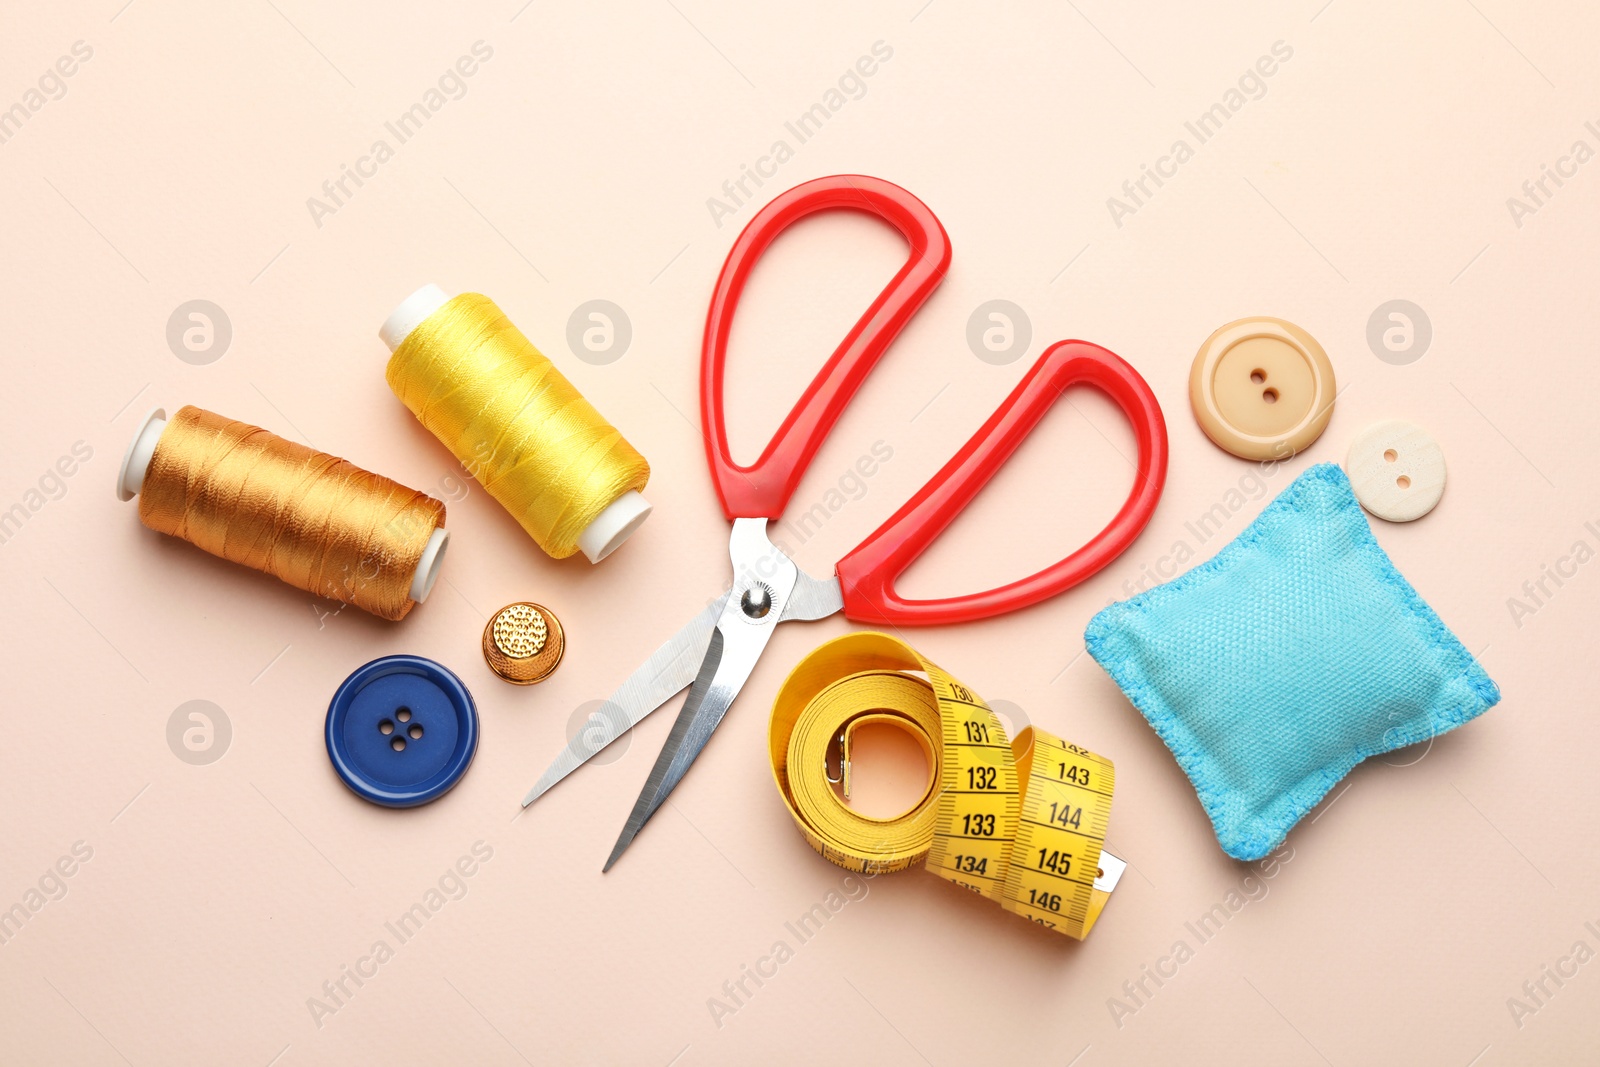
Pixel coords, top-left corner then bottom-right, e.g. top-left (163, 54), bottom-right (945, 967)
top-left (602, 825), bottom-right (639, 873)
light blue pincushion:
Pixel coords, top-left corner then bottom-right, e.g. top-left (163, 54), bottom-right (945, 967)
top-left (1085, 463), bottom-right (1499, 862)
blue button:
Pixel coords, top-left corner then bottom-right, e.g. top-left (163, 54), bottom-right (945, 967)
top-left (325, 655), bottom-right (478, 807)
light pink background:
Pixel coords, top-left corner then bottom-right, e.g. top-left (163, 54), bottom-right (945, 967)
top-left (3, 1), bottom-right (1597, 1064)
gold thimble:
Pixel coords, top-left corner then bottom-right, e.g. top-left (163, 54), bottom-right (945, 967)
top-left (482, 603), bottom-right (565, 684)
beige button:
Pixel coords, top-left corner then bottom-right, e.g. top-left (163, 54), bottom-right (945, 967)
top-left (483, 602), bottom-right (565, 684)
top-left (1189, 317), bottom-right (1337, 461)
top-left (1345, 420), bottom-right (1446, 522)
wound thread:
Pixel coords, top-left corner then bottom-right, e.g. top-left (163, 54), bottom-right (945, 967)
top-left (137, 405), bottom-right (445, 621)
top-left (384, 293), bottom-right (649, 560)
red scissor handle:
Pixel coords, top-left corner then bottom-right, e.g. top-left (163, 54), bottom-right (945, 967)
top-left (701, 175), bottom-right (951, 520)
top-left (836, 341), bottom-right (1168, 626)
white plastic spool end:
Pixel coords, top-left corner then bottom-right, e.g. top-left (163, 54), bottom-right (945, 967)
top-left (380, 284), bottom-right (451, 353)
top-left (409, 527), bottom-right (449, 603)
top-left (117, 407), bottom-right (168, 501)
top-left (379, 284), bottom-right (455, 601)
top-left (577, 490), bottom-right (652, 564)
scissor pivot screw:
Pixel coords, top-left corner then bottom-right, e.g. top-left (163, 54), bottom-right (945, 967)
top-left (740, 585), bottom-right (773, 619)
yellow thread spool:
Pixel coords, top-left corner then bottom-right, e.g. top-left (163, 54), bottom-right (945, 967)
top-left (117, 405), bottom-right (448, 621)
top-left (379, 285), bottom-right (651, 563)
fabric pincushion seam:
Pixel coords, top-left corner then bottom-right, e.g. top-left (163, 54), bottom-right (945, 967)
top-left (1084, 463), bottom-right (1500, 861)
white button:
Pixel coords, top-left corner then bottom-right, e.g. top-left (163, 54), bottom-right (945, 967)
top-left (1345, 420), bottom-right (1446, 522)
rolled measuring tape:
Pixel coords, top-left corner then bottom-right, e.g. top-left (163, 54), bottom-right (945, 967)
top-left (770, 632), bottom-right (1123, 939)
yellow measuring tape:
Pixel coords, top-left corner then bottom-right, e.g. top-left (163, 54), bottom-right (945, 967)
top-left (769, 632), bottom-right (1119, 939)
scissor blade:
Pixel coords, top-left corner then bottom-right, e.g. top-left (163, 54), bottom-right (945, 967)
top-left (781, 569), bottom-right (843, 622)
top-left (603, 613), bottom-right (775, 871)
top-left (604, 518), bottom-right (797, 871)
top-left (521, 591), bottom-right (730, 808)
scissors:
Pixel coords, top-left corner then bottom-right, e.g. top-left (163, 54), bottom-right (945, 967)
top-left (520, 175), bottom-right (1169, 871)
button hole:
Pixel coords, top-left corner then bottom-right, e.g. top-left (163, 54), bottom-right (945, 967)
top-left (396, 707), bottom-right (412, 723)
top-left (1250, 369), bottom-right (1266, 384)
top-left (1397, 475), bottom-right (1411, 489)
top-left (1384, 449), bottom-right (1398, 463)
top-left (408, 724), bottom-right (423, 740)
top-left (1262, 388), bottom-right (1278, 404)
top-left (378, 719), bottom-right (394, 735)
top-left (390, 736), bottom-right (406, 752)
